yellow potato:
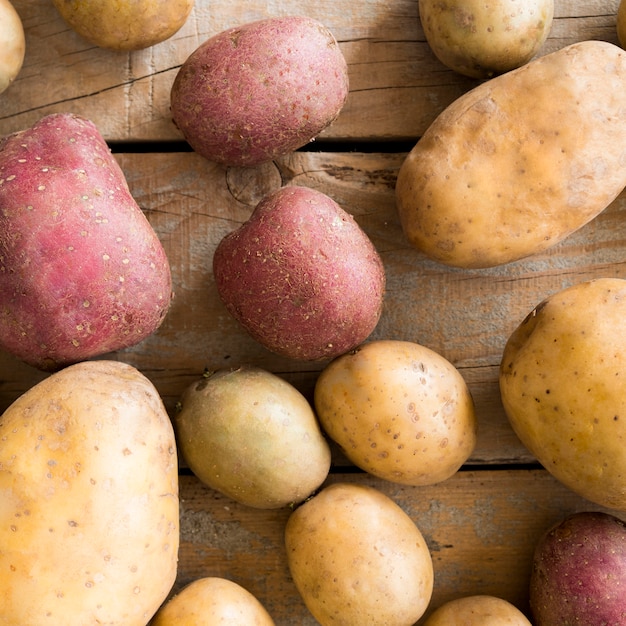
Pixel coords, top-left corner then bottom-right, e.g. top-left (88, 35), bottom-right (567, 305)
top-left (419, 0), bottom-right (553, 78)
top-left (500, 278), bottom-right (626, 510)
top-left (0, 360), bottom-right (179, 625)
top-left (314, 339), bottom-right (477, 486)
top-left (52, 0), bottom-right (194, 51)
top-left (396, 41), bottom-right (626, 268)
top-left (285, 482), bottom-right (434, 626)
top-left (0, 0), bottom-right (25, 94)
top-left (151, 577), bottom-right (275, 625)
top-left (423, 595), bottom-right (532, 625)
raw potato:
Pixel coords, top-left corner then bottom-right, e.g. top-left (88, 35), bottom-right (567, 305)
top-left (171, 16), bottom-right (349, 167)
top-left (0, 360), bottom-right (179, 626)
top-left (499, 278), bottom-right (626, 510)
top-left (0, 113), bottom-right (172, 371)
top-left (396, 41), bottom-right (626, 268)
top-left (52, 0), bottom-right (195, 51)
top-left (419, 0), bottom-right (553, 78)
top-left (213, 186), bottom-right (385, 361)
top-left (174, 365), bottom-right (331, 509)
top-left (151, 577), bottom-right (275, 625)
top-left (423, 595), bottom-right (532, 625)
top-left (285, 482), bottom-right (434, 626)
top-left (530, 512), bottom-right (626, 625)
top-left (314, 340), bottom-right (477, 486)
top-left (0, 0), bottom-right (24, 94)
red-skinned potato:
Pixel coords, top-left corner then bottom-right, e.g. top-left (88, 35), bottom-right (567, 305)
top-left (0, 113), bottom-right (172, 371)
top-left (530, 511), bottom-right (626, 625)
top-left (0, 0), bottom-right (25, 94)
top-left (212, 186), bottom-right (385, 361)
top-left (171, 16), bottom-right (349, 167)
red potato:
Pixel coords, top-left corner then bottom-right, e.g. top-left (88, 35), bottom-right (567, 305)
top-left (530, 511), bottom-right (626, 625)
top-left (0, 113), bottom-right (172, 371)
top-left (170, 16), bottom-right (349, 167)
top-left (212, 185), bottom-right (385, 361)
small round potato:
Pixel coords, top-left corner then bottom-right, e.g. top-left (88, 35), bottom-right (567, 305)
top-left (423, 595), bottom-right (532, 625)
top-left (0, 0), bottom-right (25, 94)
top-left (419, 0), bottom-right (554, 78)
top-left (285, 482), bottom-right (434, 626)
top-left (151, 577), bottom-right (275, 625)
top-left (314, 340), bottom-right (477, 486)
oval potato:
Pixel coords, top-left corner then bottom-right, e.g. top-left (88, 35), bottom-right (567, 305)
top-left (499, 278), bottom-right (626, 510)
top-left (0, 360), bottom-right (179, 625)
top-left (396, 41), bottom-right (626, 268)
top-left (423, 595), bottom-right (532, 625)
top-left (0, 0), bottom-right (25, 94)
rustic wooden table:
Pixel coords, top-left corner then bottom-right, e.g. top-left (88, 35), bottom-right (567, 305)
top-left (2, 1), bottom-right (625, 623)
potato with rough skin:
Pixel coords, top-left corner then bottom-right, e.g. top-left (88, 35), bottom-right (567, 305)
top-left (0, 0), bottom-right (24, 94)
top-left (171, 16), bottom-right (349, 167)
top-left (396, 41), bottom-right (626, 268)
top-left (0, 360), bottom-right (179, 626)
top-left (530, 512), bottom-right (626, 625)
top-left (213, 186), bottom-right (385, 362)
top-left (314, 339), bottom-right (477, 486)
top-left (52, 0), bottom-right (195, 51)
top-left (423, 595), bottom-right (532, 625)
top-left (0, 113), bottom-right (172, 372)
top-left (500, 278), bottom-right (626, 510)
top-left (285, 482), bottom-right (434, 626)
top-left (419, 0), bottom-right (553, 78)
top-left (151, 577), bottom-right (275, 625)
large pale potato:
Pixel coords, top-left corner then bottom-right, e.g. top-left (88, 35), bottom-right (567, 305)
top-left (396, 41), bottom-right (626, 268)
top-left (499, 278), bottom-right (626, 510)
top-left (0, 360), bottom-right (179, 625)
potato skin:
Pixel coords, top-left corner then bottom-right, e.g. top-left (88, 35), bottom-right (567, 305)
top-left (213, 186), bottom-right (385, 361)
top-left (0, 0), bottom-right (25, 94)
top-left (0, 360), bottom-right (179, 626)
top-left (285, 482), bottom-right (433, 626)
top-left (171, 16), bottom-right (349, 167)
top-left (530, 512), bottom-right (626, 625)
top-left (151, 577), bottom-right (275, 625)
top-left (314, 340), bottom-right (477, 486)
top-left (419, 0), bottom-right (553, 78)
top-left (51, 0), bottom-right (194, 51)
top-left (396, 41), bottom-right (626, 268)
top-left (499, 278), bottom-right (626, 510)
top-left (423, 595), bottom-right (531, 625)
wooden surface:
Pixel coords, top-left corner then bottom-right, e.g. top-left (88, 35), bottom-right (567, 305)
top-left (1, 1), bottom-right (625, 623)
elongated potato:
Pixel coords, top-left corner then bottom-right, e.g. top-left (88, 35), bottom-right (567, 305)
top-left (396, 41), bottom-right (626, 268)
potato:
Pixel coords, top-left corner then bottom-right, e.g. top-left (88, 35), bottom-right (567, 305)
top-left (0, 113), bottom-right (172, 372)
top-left (419, 0), bottom-right (553, 79)
top-left (530, 512), bottom-right (626, 625)
top-left (285, 482), bottom-right (434, 626)
top-left (314, 339), bottom-right (477, 486)
top-left (170, 16), bottom-right (349, 167)
top-left (212, 186), bottom-right (385, 361)
top-left (499, 278), bottom-right (626, 510)
top-left (423, 595), bottom-right (532, 625)
top-left (0, 360), bottom-right (179, 625)
top-left (51, 0), bottom-right (194, 51)
top-left (151, 577), bottom-right (275, 625)
top-left (396, 41), bottom-right (626, 268)
top-left (0, 0), bottom-right (24, 94)
top-left (173, 365), bottom-right (331, 509)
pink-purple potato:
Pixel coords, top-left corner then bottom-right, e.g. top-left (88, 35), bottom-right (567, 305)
top-left (423, 595), bottom-right (532, 625)
top-left (0, 360), bottom-right (179, 625)
top-left (0, 113), bottom-right (172, 371)
top-left (499, 278), bottom-right (626, 510)
top-left (0, 0), bottom-right (24, 94)
top-left (52, 0), bottom-right (195, 51)
top-left (151, 577), bottom-right (275, 625)
top-left (173, 365), bottom-right (331, 509)
top-left (212, 185), bottom-right (385, 361)
top-left (285, 482), bottom-right (434, 626)
top-left (314, 340), bottom-right (477, 485)
top-left (530, 512), bottom-right (626, 625)
top-left (396, 41), bottom-right (626, 268)
top-left (170, 16), bottom-right (349, 167)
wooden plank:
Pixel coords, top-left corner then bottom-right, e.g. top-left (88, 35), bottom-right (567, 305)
top-left (0, 0), bottom-right (621, 142)
top-left (173, 469), bottom-right (626, 625)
